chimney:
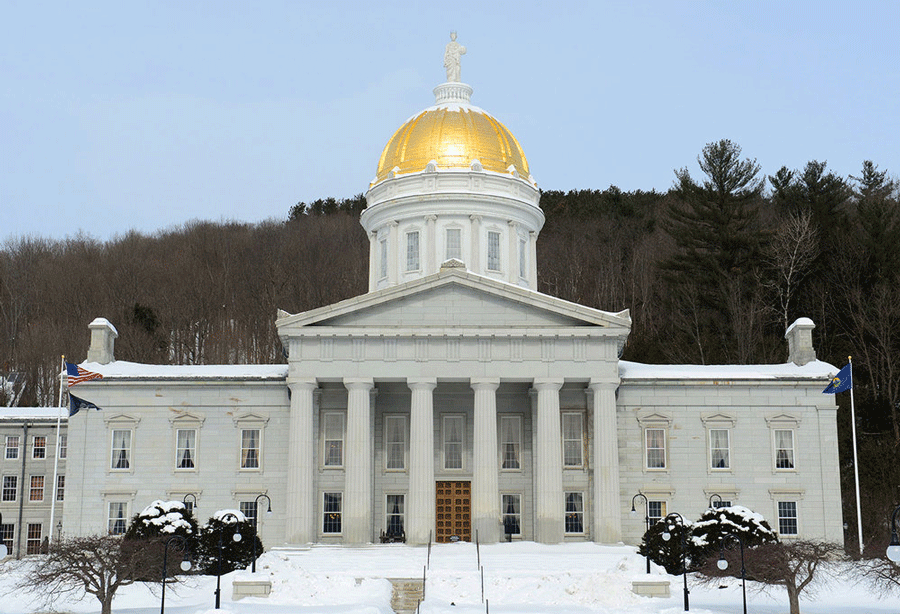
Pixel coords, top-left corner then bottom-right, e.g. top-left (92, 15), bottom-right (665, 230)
top-left (86, 318), bottom-right (118, 365)
top-left (785, 317), bottom-right (816, 366)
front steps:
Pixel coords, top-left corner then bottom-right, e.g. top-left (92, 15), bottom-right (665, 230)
top-left (389, 578), bottom-right (424, 614)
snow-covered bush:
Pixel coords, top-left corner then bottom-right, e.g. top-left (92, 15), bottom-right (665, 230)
top-left (124, 500), bottom-right (199, 541)
top-left (196, 509), bottom-right (263, 575)
top-left (638, 515), bottom-right (694, 575)
top-left (690, 505), bottom-right (778, 567)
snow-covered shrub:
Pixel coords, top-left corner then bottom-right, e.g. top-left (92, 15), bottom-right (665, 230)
top-left (690, 505), bottom-right (778, 567)
top-left (196, 509), bottom-right (263, 575)
top-left (638, 515), bottom-right (694, 575)
top-left (124, 500), bottom-right (199, 541)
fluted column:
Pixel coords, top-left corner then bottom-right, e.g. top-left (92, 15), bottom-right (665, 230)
top-left (425, 214), bottom-right (437, 275)
top-left (407, 378), bottom-right (437, 545)
top-left (469, 214), bottom-right (482, 272)
top-left (286, 378), bottom-right (317, 544)
top-left (589, 380), bottom-right (622, 543)
top-left (344, 378), bottom-right (375, 543)
top-left (472, 378), bottom-right (501, 543)
top-left (533, 378), bottom-right (564, 543)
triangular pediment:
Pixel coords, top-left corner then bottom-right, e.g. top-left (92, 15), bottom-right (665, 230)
top-left (276, 268), bottom-right (631, 332)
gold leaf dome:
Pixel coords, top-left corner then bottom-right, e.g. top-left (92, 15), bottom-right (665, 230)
top-left (372, 82), bottom-right (531, 187)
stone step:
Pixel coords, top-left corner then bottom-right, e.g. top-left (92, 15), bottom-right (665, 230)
top-left (389, 578), bottom-right (425, 614)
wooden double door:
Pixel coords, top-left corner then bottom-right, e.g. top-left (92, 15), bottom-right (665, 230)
top-left (435, 480), bottom-right (471, 542)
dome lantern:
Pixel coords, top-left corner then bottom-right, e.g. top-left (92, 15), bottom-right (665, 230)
top-left (361, 34), bottom-right (543, 292)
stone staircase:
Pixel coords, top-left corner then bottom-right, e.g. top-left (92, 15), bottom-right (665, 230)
top-left (389, 577), bottom-right (424, 614)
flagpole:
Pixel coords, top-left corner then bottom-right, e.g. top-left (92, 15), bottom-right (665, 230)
top-left (49, 355), bottom-right (65, 545)
top-left (848, 356), bottom-right (864, 556)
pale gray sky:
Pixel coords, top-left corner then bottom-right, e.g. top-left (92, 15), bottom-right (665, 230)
top-left (2, 0), bottom-right (898, 241)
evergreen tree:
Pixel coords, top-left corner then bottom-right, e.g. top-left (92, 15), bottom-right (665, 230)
top-left (661, 139), bottom-right (766, 363)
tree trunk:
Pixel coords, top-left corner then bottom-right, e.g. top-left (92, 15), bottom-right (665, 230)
top-left (101, 595), bottom-right (113, 614)
top-left (786, 583), bottom-right (801, 614)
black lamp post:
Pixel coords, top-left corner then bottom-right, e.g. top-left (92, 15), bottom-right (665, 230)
top-left (214, 512), bottom-right (242, 609)
top-left (161, 534), bottom-right (191, 614)
top-left (717, 534), bottom-right (747, 614)
top-left (887, 504), bottom-right (900, 562)
top-left (708, 493), bottom-right (723, 509)
top-left (662, 512), bottom-right (689, 611)
top-left (631, 492), bottom-right (651, 573)
top-left (252, 494), bottom-right (272, 573)
top-left (0, 512), bottom-right (6, 558)
top-left (182, 493), bottom-right (198, 513)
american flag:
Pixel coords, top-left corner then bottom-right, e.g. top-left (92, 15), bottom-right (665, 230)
top-left (66, 362), bottom-right (103, 386)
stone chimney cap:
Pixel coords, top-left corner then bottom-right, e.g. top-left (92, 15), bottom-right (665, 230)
top-left (784, 317), bottom-right (814, 338)
top-left (89, 317), bottom-right (119, 337)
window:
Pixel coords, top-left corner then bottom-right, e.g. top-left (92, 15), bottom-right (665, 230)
top-left (56, 475), bottom-right (65, 502)
top-left (384, 415), bottom-right (406, 470)
top-left (386, 494), bottom-right (404, 536)
top-left (487, 231), bottom-right (501, 271)
top-left (239, 501), bottom-right (257, 524)
top-left (323, 413), bottom-right (344, 467)
top-left (32, 436), bottom-right (46, 459)
top-left (108, 502), bottom-right (127, 535)
top-left (111, 429), bottom-right (131, 470)
top-left (323, 492), bottom-right (342, 534)
top-left (777, 501), bottom-right (798, 535)
top-left (241, 429), bottom-right (260, 469)
top-left (176, 429), bottom-right (197, 469)
top-left (502, 494), bottom-right (521, 536)
top-left (379, 238), bottom-right (388, 279)
top-left (5, 436), bottom-right (19, 460)
top-left (565, 492), bottom-right (584, 534)
top-left (59, 434), bottom-right (67, 459)
top-left (562, 412), bottom-right (584, 467)
top-left (648, 500), bottom-right (667, 525)
top-left (446, 228), bottom-right (461, 260)
top-left (406, 231), bottom-right (420, 271)
top-left (500, 416), bottom-right (521, 470)
top-left (710, 429), bottom-right (730, 469)
top-left (645, 428), bottom-right (666, 469)
top-left (2, 475), bottom-right (16, 502)
top-left (518, 238), bottom-right (526, 278)
top-left (26, 523), bottom-right (42, 555)
top-left (775, 429), bottom-right (795, 469)
top-left (443, 415), bottom-right (464, 470)
top-left (30, 475), bottom-right (44, 501)
top-left (0, 523), bottom-right (12, 554)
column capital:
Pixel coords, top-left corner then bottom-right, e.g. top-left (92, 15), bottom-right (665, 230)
top-left (407, 377), bottom-right (437, 391)
top-left (532, 378), bottom-right (564, 392)
top-left (470, 377), bottom-right (500, 391)
top-left (344, 378), bottom-right (375, 392)
top-left (587, 378), bottom-right (620, 393)
top-left (287, 377), bottom-right (318, 390)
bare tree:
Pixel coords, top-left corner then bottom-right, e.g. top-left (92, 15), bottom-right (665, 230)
top-left (700, 540), bottom-right (843, 614)
top-left (16, 534), bottom-right (165, 614)
top-left (761, 209), bottom-right (820, 330)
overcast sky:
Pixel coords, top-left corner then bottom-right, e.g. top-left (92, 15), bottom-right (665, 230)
top-left (2, 1), bottom-right (898, 242)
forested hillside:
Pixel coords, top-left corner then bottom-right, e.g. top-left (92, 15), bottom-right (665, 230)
top-left (2, 140), bottom-right (899, 552)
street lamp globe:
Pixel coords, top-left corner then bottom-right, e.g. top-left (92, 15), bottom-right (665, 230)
top-left (717, 557), bottom-right (729, 571)
top-left (233, 532), bottom-right (242, 543)
top-left (662, 531), bottom-right (671, 541)
top-left (180, 559), bottom-right (192, 572)
top-left (887, 542), bottom-right (900, 562)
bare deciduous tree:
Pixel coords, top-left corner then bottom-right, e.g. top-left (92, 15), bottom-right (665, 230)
top-left (16, 535), bottom-right (164, 614)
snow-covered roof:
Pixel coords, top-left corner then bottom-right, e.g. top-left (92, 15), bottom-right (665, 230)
top-left (619, 359), bottom-right (837, 382)
top-left (76, 361), bottom-right (288, 381)
top-left (0, 406), bottom-right (68, 420)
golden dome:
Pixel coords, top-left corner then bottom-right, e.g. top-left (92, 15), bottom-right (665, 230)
top-left (372, 84), bottom-right (530, 187)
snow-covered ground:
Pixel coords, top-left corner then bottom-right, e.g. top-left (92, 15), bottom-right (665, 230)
top-left (0, 542), bottom-right (894, 614)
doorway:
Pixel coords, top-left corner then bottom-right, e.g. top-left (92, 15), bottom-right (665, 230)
top-left (435, 480), bottom-right (471, 542)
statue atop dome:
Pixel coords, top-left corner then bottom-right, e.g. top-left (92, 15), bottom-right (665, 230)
top-left (443, 31), bottom-right (466, 82)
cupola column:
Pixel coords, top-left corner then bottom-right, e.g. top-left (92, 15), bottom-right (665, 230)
top-left (470, 215), bottom-right (482, 271)
top-left (507, 221), bottom-right (518, 284)
top-left (407, 378), bottom-right (437, 545)
top-left (425, 214), bottom-right (437, 275)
